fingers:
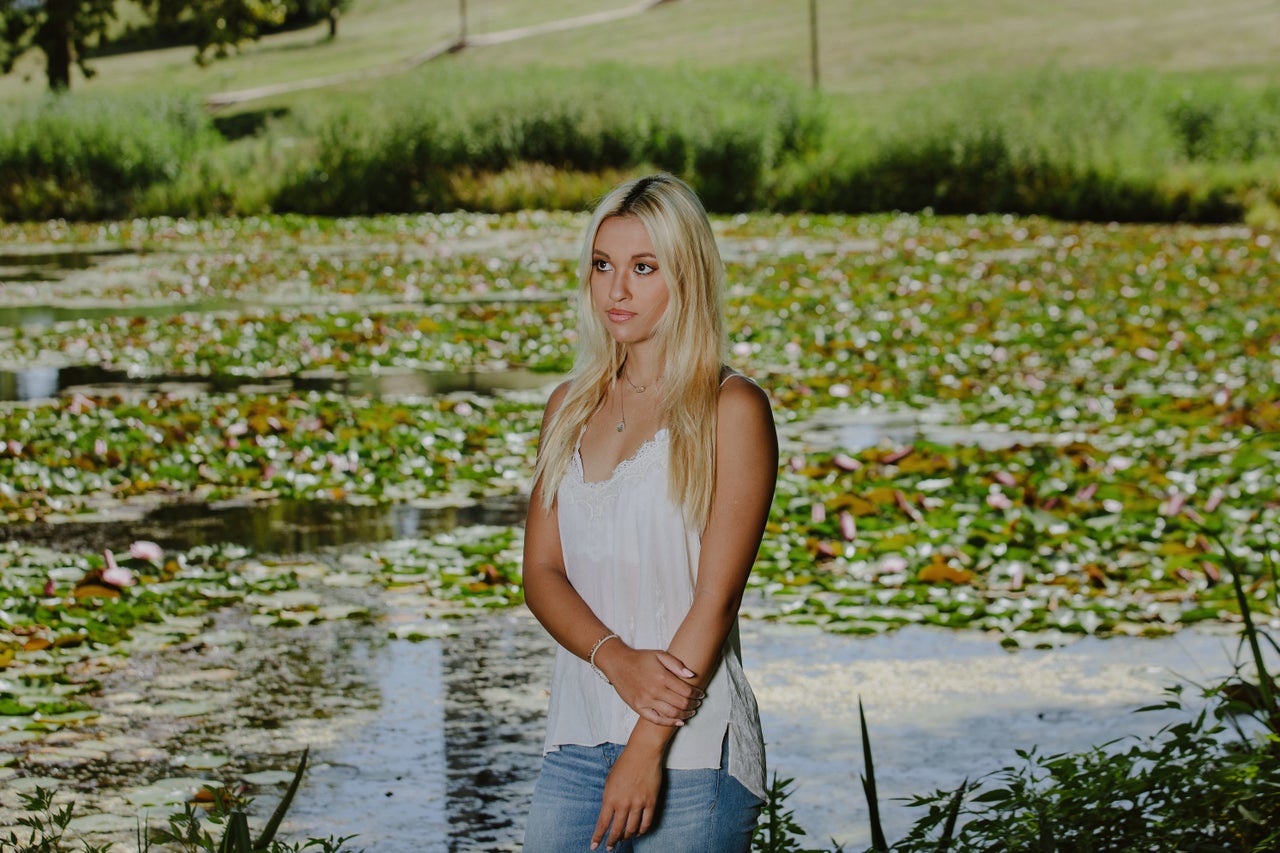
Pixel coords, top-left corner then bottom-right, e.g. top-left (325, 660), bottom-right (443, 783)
top-left (637, 694), bottom-right (706, 727)
top-left (637, 705), bottom-right (686, 727)
top-left (590, 807), bottom-right (653, 851)
top-left (655, 650), bottom-right (697, 679)
top-left (608, 648), bottom-right (706, 726)
top-left (590, 808), bottom-right (611, 850)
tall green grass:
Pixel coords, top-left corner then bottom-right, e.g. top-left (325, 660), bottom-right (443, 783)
top-left (271, 64), bottom-right (824, 215)
top-left (775, 67), bottom-right (1280, 222)
top-left (0, 94), bottom-right (220, 221)
top-left (1, 65), bottom-right (1278, 222)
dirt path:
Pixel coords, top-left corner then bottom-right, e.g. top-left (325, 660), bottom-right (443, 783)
top-left (205, 0), bottom-right (676, 110)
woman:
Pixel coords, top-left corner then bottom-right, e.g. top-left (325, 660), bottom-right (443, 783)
top-left (521, 174), bottom-right (778, 852)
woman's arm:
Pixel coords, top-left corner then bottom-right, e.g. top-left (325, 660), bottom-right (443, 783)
top-left (522, 382), bottom-right (703, 728)
top-left (591, 375), bottom-right (779, 851)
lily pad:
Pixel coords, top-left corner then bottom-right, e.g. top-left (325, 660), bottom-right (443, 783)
top-left (171, 752), bottom-right (230, 770)
top-left (123, 776), bottom-right (220, 806)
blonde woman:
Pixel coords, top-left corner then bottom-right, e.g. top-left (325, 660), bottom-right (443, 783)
top-left (522, 174), bottom-right (777, 852)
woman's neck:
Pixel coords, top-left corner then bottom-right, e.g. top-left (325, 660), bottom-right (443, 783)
top-left (621, 345), bottom-right (664, 389)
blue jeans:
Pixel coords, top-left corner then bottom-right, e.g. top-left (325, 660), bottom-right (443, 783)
top-left (523, 738), bottom-right (762, 852)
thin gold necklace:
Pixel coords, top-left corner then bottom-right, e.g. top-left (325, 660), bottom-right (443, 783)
top-left (622, 365), bottom-right (660, 394)
top-left (622, 370), bottom-right (649, 394)
top-left (615, 380), bottom-right (626, 432)
top-left (616, 367), bottom-right (661, 432)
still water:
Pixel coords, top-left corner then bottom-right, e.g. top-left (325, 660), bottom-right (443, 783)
top-left (284, 607), bottom-right (1243, 851)
top-left (289, 609), bottom-right (1248, 851)
top-left (1, 554), bottom-right (1245, 852)
top-left (0, 245), bottom-right (1261, 849)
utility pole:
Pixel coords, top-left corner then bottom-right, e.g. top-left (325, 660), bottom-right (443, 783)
top-left (809, 0), bottom-right (819, 90)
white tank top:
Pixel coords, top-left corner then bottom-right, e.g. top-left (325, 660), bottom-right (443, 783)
top-left (543, 426), bottom-right (767, 802)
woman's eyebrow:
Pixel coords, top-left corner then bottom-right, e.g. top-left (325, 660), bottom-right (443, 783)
top-left (591, 249), bottom-right (656, 260)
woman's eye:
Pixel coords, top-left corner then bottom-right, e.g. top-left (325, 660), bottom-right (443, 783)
top-left (593, 259), bottom-right (612, 272)
top-left (634, 263), bottom-right (655, 275)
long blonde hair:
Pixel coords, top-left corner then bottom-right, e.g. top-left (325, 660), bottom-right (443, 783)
top-left (533, 173), bottom-right (726, 529)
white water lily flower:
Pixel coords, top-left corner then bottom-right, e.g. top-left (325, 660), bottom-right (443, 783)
top-left (129, 540), bottom-right (164, 564)
top-left (101, 550), bottom-right (136, 588)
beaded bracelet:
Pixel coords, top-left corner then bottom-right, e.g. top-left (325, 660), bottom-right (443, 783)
top-left (588, 632), bottom-right (619, 683)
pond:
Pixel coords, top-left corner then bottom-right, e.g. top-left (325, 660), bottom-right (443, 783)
top-left (2, 211), bottom-right (1277, 850)
top-left (0, 541), bottom-right (1248, 851)
top-left (282, 608), bottom-right (1247, 851)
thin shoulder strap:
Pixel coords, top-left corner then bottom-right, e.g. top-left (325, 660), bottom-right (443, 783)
top-left (720, 367), bottom-right (756, 388)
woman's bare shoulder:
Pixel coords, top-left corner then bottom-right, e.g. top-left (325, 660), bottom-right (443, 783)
top-left (716, 371), bottom-right (774, 429)
top-left (543, 378), bottom-right (574, 414)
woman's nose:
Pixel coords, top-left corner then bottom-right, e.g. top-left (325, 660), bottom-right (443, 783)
top-left (609, 272), bottom-right (629, 301)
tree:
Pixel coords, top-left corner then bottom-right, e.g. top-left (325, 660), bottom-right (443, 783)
top-left (0, 0), bottom-right (116, 91)
top-left (141, 0), bottom-right (290, 66)
top-left (291, 0), bottom-right (352, 39)
top-left (1, 0), bottom-right (350, 91)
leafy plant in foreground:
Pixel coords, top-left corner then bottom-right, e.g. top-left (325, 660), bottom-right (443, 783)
top-left (1, 750), bottom-right (360, 853)
top-left (754, 774), bottom-right (842, 853)
top-left (872, 527), bottom-right (1279, 852)
top-left (145, 748), bottom-right (361, 853)
top-left (0, 787), bottom-right (111, 853)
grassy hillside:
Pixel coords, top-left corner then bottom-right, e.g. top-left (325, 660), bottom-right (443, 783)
top-left (2, 0), bottom-right (1278, 223)
top-left (0, 0), bottom-right (1276, 104)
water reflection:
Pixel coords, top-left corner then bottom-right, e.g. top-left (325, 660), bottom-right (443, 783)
top-left (283, 622), bottom-right (452, 851)
top-left (246, 611), bottom-right (1249, 851)
top-left (0, 557), bottom-right (1254, 852)
top-left (0, 248), bottom-right (119, 282)
top-left (787, 405), bottom-right (1061, 453)
top-left (3, 366), bottom-right (60, 400)
top-left (1, 495), bottom-right (530, 555)
top-left (0, 365), bottom-right (558, 403)
top-left (0, 302), bottom-right (238, 332)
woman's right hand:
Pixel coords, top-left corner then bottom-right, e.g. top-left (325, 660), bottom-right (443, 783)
top-left (594, 642), bottom-right (704, 727)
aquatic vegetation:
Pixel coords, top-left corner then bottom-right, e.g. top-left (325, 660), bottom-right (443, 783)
top-left (4, 751), bottom-right (364, 853)
top-left (757, 434), bottom-right (1280, 641)
top-left (0, 540), bottom-right (298, 675)
top-left (1, 786), bottom-right (112, 853)
top-left (0, 391), bottom-right (542, 523)
top-left (2, 210), bottom-right (1277, 638)
top-left (851, 534), bottom-right (1280, 853)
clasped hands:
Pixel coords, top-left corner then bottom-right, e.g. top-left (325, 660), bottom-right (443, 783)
top-left (591, 641), bottom-right (704, 727)
top-left (588, 641), bottom-right (704, 850)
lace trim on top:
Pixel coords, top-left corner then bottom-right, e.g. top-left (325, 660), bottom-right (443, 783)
top-left (562, 429), bottom-right (669, 520)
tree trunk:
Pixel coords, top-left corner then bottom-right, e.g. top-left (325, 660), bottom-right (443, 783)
top-left (42, 0), bottom-right (74, 90)
top-left (328, 9), bottom-right (339, 39)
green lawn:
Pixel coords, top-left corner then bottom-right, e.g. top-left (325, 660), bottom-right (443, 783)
top-left (1, 0), bottom-right (1276, 105)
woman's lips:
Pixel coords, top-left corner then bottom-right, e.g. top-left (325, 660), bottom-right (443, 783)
top-left (606, 309), bottom-right (636, 322)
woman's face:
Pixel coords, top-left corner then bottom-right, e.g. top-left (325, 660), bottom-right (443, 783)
top-left (590, 215), bottom-right (670, 347)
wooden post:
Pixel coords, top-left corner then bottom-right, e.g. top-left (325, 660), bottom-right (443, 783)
top-left (459, 0), bottom-right (468, 44)
top-left (809, 0), bottom-right (819, 91)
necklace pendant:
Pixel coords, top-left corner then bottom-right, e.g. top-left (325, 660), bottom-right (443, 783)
top-left (616, 420), bottom-right (625, 432)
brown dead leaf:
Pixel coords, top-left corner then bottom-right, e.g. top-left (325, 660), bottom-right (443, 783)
top-left (917, 555), bottom-right (974, 585)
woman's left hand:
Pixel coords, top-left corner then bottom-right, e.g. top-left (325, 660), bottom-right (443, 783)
top-left (591, 744), bottom-right (663, 851)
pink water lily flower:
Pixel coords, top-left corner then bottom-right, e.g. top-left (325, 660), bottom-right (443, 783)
top-left (1159, 492), bottom-right (1187, 518)
top-left (832, 453), bottom-right (861, 472)
top-left (101, 550), bottom-right (136, 588)
top-left (838, 511), bottom-right (857, 542)
top-left (129, 540), bottom-right (164, 564)
top-left (877, 555), bottom-right (909, 575)
top-left (1204, 489), bottom-right (1225, 513)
